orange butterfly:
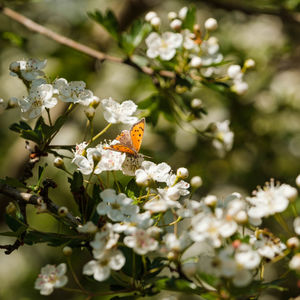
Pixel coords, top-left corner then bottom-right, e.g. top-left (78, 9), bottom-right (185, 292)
top-left (104, 118), bottom-right (145, 157)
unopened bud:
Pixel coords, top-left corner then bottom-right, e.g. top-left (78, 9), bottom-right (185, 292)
top-left (244, 59), bottom-right (255, 69)
top-left (167, 251), bottom-right (178, 261)
top-left (193, 24), bottom-right (201, 33)
top-left (235, 211), bottom-right (248, 224)
top-left (84, 107), bottom-right (95, 121)
top-left (168, 11), bottom-right (177, 21)
top-left (190, 176), bottom-right (203, 188)
top-left (204, 18), bottom-right (218, 31)
top-left (63, 246), bottom-right (73, 256)
top-left (90, 96), bottom-right (100, 109)
top-left (232, 81), bottom-right (248, 95)
top-left (58, 206), bottom-right (69, 217)
top-left (182, 262), bottom-right (197, 276)
top-left (227, 65), bottom-right (242, 79)
top-left (6, 202), bottom-right (17, 215)
top-left (178, 7), bottom-right (188, 20)
top-left (190, 56), bottom-right (202, 68)
top-left (177, 167), bottom-right (189, 179)
top-left (145, 11), bottom-right (157, 22)
top-left (150, 16), bottom-right (161, 28)
top-left (92, 152), bottom-right (102, 165)
top-left (170, 19), bottom-right (182, 31)
top-left (232, 239), bottom-right (241, 249)
top-left (296, 174), bottom-right (300, 188)
top-left (204, 195), bottom-right (217, 207)
top-left (191, 98), bottom-right (203, 110)
top-left (287, 237), bottom-right (300, 249)
top-left (54, 157), bottom-right (65, 170)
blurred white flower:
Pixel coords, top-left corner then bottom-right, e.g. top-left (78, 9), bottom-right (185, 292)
top-left (150, 16), bottom-right (161, 28)
top-left (97, 189), bottom-right (139, 222)
top-left (182, 30), bottom-right (198, 51)
top-left (294, 217), bottom-right (300, 235)
top-left (10, 58), bottom-right (46, 81)
top-left (200, 37), bottom-right (223, 66)
top-left (146, 32), bottom-right (182, 61)
top-left (170, 19), bottom-right (182, 31)
top-left (18, 81), bottom-right (57, 120)
top-left (211, 120), bottom-right (234, 156)
top-left (53, 78), bottom-right (95, 105)
top-left (178, 7), bottom-right (188, 20)
top-left (83, 249), bottom-right (125, 282)
top-left (177, 199), bottom-right (202, 218)
top-left (145, 11), bottom-right (157, 22)
top-left (289, 253), bottom-right (300, 271)
top-left (205, 18), bottom-right (218, 31)
top-left (124, 227), bottom-right (159, 255)
top-left (34, 263), bottom-right (67, 295)
top-left (227, 65), bottom-right (242, 80)
top-left (77, 221), bottom-right (98, 234)
top-left (101, 97), bottom-right (138, 124)
top-left (162, 232), bottom-right (191, 253)
top-left (135, 161), bottom-right (171, 185)
top-left (190, 56), bottom-right (202, 68)
top-left (247, 180), bottom-right (294, 219)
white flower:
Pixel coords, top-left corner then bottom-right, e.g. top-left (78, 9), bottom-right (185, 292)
top-left (124, 227), bottom-right (159, 255)
top-left (77, 221), bottom-right (98, 234)
top-left (294, 217), bottom-right (300, 235)
top-left (83, 249), bottom-right (125, 282)
top-left (227, 65), bottom-right (242, 80)
top-left (250, 232), bottom-right (286, 259)
top-left (18, 81), bottom-right (57, 120)
top-left (145, 11), bottom-right (157, 22)
top-left (205, 18), bottom-right (218, 31)
top-left (146, 32), bottom-right (182, 61)
top-left (235, 244), bottom-right (261, 269)
top-left (232, 80), bottom-right (248, 95)
top-left (101, 97), bottom-right (138, 124)
top-left (190, 56), bottom-right (202, 68)
top-left (182, 30), bottom-right (198, 51)
top-left (211, 120), bottom-right (234, 156)
top-left (97, 189), bottom-right (139, 222)
top-left (177, 199), bottom-right (202, 218)
top-left (170, 19), bottom-right (182, 31)
top-left (178, 7), bottom-right (188, 20)
top-left (73, 142), bottom-right (88, 156)
top-left (200, 37), bottom-right (223, 66)
top-left (53, 78), bottom-right (94, 105)
top-left (247, 180), bottom-right (293, 219)
top-left (90, 223), bottom-right (119, 258)
top-left (167, 174), bottom-right (190, 197)
top-left (135, 161), bottom-right (171, 185)
top-left (289, 253), bottom-right (300, 271)
top-left (34, 263), bottom-right (67, 295)
top-left (162, 232), bottom-right (191, 253)
top-left (10, 58), bottom-right (46, 81)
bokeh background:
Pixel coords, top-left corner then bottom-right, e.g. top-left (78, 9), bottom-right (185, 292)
top-left (0, 0), bottom-right (300, 299)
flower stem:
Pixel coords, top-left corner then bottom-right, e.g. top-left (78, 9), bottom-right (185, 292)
top-left (112, 171), bottom-right (121, 193)
top-left (67, 257), bottom-right (87, 293)
top-left (88, 123), bottom-right (112, 145)
top-left (46, 108), bottom-right (52, 126)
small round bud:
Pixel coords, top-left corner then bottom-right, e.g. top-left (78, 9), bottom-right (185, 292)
top-left (244, 59), bottom-right (255, 69)
top-left (54, 157), bottom-right (65, 170)
top-left (296, 174), bottom-right (300, 188)
top-left (232, 81), bottom-right (248, 95)
top-left (287, 237), bottom-right (300, 249)
top-left (168, 11), bottom-right (177, 21)
top-left (190, 176), bottom-right (203, 188)
top-left (191, 98), bottom-right (203, 110)
top-left (63, 246), bottom-right (73, 256)
top-left (193, 24), bottom-right (201, 33)
top-left (92, 152), bottom-right (102, 165)
top-left (150, 16), bottom-right (161, 28)
top-left (58, 206), bottom-right (69, 217)
top-left (182, 262), bottom-right (197, 276)
top-left (289, 253), bottom-right (300, 271)
top-left (7, 97), bottom-right (18, 108)
top-left (167, 251), bottom-right (178, 261)
top-left (145, 11), bottom-right (157, 22)
top-left (204, 195), bottom-right (217, 207)
top-left (204, 18), bottom-right (218, 31)
top-left (177, 167), bottom-right (189, 179)
top-left (84, 107), bottom-right (95, 120)
top-left (90, 96), bottom-right (100, 109)
top-left (190, 56), bottom-right (202, 68)
top-left (170, 19), bottom-right (182, 31)
top-left (227, 65), bottom-right (242, 79)
top-left (6, 202), bottom-right (17, 215)
top-left (232, 239), bottom-right (241, 249)
top-left (235, 211), bottom-right (248, 224)
top-left (178, 7), bottom-right (188, 20)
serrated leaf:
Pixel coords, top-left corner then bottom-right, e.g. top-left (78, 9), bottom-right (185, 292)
top-left (9, 121), bottom-right (32, 133)
top-left (88, 10), bottom-right (119, 40)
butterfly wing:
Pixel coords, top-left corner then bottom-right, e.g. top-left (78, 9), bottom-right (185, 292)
top-left (104, 144), bottom-right (137, 156)
top-left (115, 130), bottom-right (133, 148)
top-left (130, 118), bottom-right (145, 153)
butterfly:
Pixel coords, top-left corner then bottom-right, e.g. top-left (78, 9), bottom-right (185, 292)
top-left (104, 118), bottom-right (145, 157)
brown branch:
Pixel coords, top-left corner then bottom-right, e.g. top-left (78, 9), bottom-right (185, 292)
top-left (0, 6), bottom-right (174, 78)
top-left (0, 183), bottom-right (80, 227)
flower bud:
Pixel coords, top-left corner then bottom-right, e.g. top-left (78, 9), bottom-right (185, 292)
top-left (182, 262), bottom-right (197, 276)
top-left (296, 174), bottom-right (300, 188)
top-left (6, 202), bottom-right (17, 215)
top-left (190, 56), bottom-right (202, 68)
top-left (204, 18), bottom-right (218, 31)
top-left (145, 11), bottom-right (157, 22)
top-left (92, 152), bottom-right (102, 165)
top-left (232, 81), bottom-right (248, 95)
top-left (244, 59), bottom-right (255, 69)
top-left (177, 167), bottom-right (189, 179)
top-left (289, 253), bottom-right (300, 271)
top-left (90, 96), bottom-right (100, 109)
top-left (84, 107), bottom-right (95, 121)
top-left (178, 7), bottom-right (188, 20)
top-left (167, 250), bottom-right (178, 261)
top-left (227, 65), bottom-right (242, 79)
top-left (63, 246), bottom-right (73, 256)
top-left (58, 206), bottom-right (69, 217)
top-left (190, 176), bottom-right (203, 188)
top-left (204, 195), bottom-right (217, 207)
top-left (168, 11), bottom-right (177, 21)
top-left (191, 98), bottom-right (203, 110)
top-left (170, 19), bottom-right (182, 31)
top-left (150, 16), bottom-right (161, 28)
top-left (287, 237), bottom-right (300, 249)
top-left (235, 211), bottom-right (248, 224)
top-left (232, 239), bottom-right (241, 249)
top-left (54, 157), bottom-right (65, 170)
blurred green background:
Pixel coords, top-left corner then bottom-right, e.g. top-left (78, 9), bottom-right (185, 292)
top-left (0, 0), bottom-right (300, 299)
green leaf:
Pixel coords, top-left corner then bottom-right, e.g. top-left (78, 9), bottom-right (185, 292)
top-left (4, 214), bottom-right (27, 232)
top-left (9, 121), bottom-right (32, 133)
top-left (182, 6), bottom-right (196, 31)
top-left (69, 172), bottom-right (84, 193)
top-left (88, 10), bottom-right (119, 40)
top-left (197, 272), bottom-right (219, 287)
top-left (2, 31), bottom-right (24, 47)
top-left (0, 177), bottom-right (26, 188)
top-left (125, 178), bottom-right (139, 200)
top-left (120, 20), bottom-right (151, 55)
top-left (9, 121), bottom-right (42, 144)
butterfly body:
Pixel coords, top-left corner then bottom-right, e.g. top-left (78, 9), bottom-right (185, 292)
top-left (104, 118), bottom-right (145, 157)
